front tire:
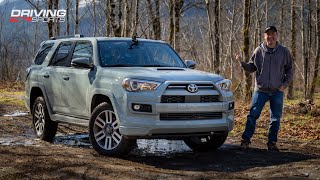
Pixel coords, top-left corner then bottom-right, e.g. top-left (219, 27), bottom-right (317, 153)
top-left (184, 132), bottom-right (228, 152)
top-left (89, 102), bottom-right (136, 156)
top-left (32, 96), bottom-right (58, 142)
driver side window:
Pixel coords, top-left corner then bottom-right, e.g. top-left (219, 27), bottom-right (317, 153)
top-left (50, 42), bottom-right (73, 67)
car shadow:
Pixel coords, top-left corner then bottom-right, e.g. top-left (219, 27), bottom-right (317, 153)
top-left (52, 134), bottom-right (318, 173)
top-left (125, 143), bottom-right (318, 172)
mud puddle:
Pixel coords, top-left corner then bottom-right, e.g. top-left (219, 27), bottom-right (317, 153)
top-left (0, 135), bottom-right (39, 146)
top-left (3, 111), bottom-right (28, 117)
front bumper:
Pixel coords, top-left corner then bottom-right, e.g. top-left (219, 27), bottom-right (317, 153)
top-left (117, 101), bottom-right (234, 137)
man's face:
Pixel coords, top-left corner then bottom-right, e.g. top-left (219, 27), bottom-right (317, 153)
top-left (264, 31), bottom-right (277, 45)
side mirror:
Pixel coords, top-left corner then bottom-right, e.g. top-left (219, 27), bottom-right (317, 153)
top-left (185, 60), bottom-right (196, 69)
top-left (71, 57), bottom-right (93, 69)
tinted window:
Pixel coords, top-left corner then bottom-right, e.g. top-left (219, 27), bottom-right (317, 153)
top-left (34, 43), bottom-right (54, 65)
top-left (50, 42), bottom-right (73, 67)
top-left (98, 41), bottom-right (185, 67)
top-left (72, 42), bottom-right (93, 60)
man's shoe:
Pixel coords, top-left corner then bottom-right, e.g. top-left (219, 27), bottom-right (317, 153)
top-left (267, 141), bottom-right (279, 152)
top-left (240, 139), bottom-right (250, 150)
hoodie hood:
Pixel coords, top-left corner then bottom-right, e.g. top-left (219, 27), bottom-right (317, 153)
top-left (260, 41), bottom-right (280, 53)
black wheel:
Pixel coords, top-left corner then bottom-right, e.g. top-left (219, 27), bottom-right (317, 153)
top-left (184, 132), bottom-right (228, 152)
top-left (32, 96), bottom-right (58, 142)
top-left (89, 102), bottom-right (136, 156)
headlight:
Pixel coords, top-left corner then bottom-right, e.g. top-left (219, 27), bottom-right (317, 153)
top-left (215, 79), bottom-right (232, 91)
top-left (122, 78), bottom-right (161, 92)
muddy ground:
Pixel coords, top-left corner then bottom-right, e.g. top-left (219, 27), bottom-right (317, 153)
top-left (0, 105), bottom-right (320, 179)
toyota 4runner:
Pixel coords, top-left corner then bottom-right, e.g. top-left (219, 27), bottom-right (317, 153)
top-left (25, 35), bottom-right (234, 156)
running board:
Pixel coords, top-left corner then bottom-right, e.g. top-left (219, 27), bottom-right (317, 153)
top-left (50, 113), bottom-right (89, 127)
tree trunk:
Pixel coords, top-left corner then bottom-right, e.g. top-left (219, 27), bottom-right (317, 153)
top-left (93, 0), bottom-right (97, 37)
top-left (305, 0), bottom-right (311, 99)
top-left (132, 0), bottom-right (139, 36)
top-left (301, 0), bottom-right (306, 97)
top-left (214, 0), bottom-right (220, 74)
top-left (169, 0), bottom-right (174, 46)
top-left (205, 0), bottom-right (214, 71)
top-left (242, 0), bottom-right (252, 100)
top-left (75, 0), bottom-right (79, 34)
top-left (280, 0), bottom-right (284, 44)
top-left (174, 0), bottom-right (184, 53)
top-left (105, 0), bottom-right (111, 36)
top-left (47, 0), bottom-right (53, 38)
top-left (229, 0), bottom-right (235, 80)
top-left (265, 0), bottom-right (268, 27)
top-left (66, 0), bottom-right (70, 35)
top-left (287, 0), bottom-right (296, 99)
top-left (154, 0), bottom-right (161, 40)
top-left (110, 0), bottom-right (119, 36)
top-left (122, 0), bottom-right (128, 37)
top-left (310, 0), bottom-right (320, 100)
top-left (117, 0), bottom-right (123, 37)
top-left (53, 0), bottom-right (59, 36)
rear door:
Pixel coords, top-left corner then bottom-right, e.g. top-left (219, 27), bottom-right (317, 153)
top-left (42, 41), bottom-right (73, 113)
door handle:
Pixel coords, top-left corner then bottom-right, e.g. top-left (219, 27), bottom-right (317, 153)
top-left (43, 74), bottom-right (49, 78)
top-left (63, 76), bottom-right (70, 80)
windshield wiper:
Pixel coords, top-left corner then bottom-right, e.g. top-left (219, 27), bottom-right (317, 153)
top-left (141, 65), bottom-right (168, 67)
top-left (104, 64), bottom-right (134, 67)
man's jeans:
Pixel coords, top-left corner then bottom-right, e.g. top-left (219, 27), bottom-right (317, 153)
top-left (242, 90), bottom-right (284, 142)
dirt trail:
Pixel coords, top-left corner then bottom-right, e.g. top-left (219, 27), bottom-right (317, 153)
top-left (0, 111), bottom-right (319, 179)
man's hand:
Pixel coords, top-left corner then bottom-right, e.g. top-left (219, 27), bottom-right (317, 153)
top-left (279, 85), bottom-right (286, 92)
top-left (235, 52), bottom-right (246, 67)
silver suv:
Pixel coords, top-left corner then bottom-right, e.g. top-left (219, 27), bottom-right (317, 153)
top-left (25, 35), bottom-right (234, 156)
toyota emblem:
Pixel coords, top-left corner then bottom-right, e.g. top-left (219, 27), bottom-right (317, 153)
top-left (187, 84), bottom-right (198, 93)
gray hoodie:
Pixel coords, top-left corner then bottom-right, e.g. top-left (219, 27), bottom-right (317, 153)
top-left (241, 42), bottom-right (293, 92)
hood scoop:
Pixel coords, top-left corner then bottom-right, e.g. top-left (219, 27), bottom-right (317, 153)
top-left (157, 68), bottom-right (185, 71)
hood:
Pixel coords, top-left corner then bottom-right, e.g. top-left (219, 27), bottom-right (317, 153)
top-left (97, 67), bottom-right (224, 83)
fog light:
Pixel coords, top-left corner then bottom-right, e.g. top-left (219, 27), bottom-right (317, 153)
top-left (133, 104), bottom-right (141, 110)
top-left (229, 102), bottom-right (234, 110)
top-left (132, 103), bottom-right (152, 112)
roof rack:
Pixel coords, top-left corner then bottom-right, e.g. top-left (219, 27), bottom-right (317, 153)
top-left (50, 34), bottom-right (84, 40)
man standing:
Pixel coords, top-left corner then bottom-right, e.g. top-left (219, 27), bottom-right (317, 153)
top-left (237, 26), bottom-right (293, 151)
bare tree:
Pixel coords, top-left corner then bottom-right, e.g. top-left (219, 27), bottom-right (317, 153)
top-left (242, 0), bottom-right (252, 99)
top-left (310, 0), bottom-right (320, 100)
top-left (66, 0), bottom-right (70, 35)
top-left (287, 0), bottom-right (296, 99)
top-left (48, 0), bottom-right (53, 38)
top-left (75, 0), bottom-right (79, 34)
top-left (147, 0), bottom-right (161, 39)
top-left (54, 0), bottom-right (60, 36)
top-left (213, 0), bottom-right (220, 74)
top-left (132, 0), bottom-right (140, 36)
top-left (205, 0), bottom-right (214, 71)
top-left (174, 0), bottom-right (184, 53)
top-left (169, 0), bottom-right (174, 45)
top-left (305, 0), bottom-right (311, 99)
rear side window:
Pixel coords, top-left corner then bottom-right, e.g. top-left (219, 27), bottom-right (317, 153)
top-left (50, 42), bottom-right (73, 67)
top-left (72, 42), bottom-right (93, 60)
top-left (34, 43), bottom-right (54, 65)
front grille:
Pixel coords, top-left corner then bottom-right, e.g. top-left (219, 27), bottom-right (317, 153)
top-left (200, 95), bottom-right (220, 102)
top-left (161, 95), bottom-right (219, 103)
top-left (160, 112), bottom-right (223, 120)
top-left (161, 95), bottom-right (185, 103)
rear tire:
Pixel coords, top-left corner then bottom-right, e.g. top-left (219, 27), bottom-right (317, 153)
top-left (89, 102), bottom-right (136, 156)
top-left (184, 132), bottom-right (228, 152)
top-left (32, 96), bottom-right (58, 142)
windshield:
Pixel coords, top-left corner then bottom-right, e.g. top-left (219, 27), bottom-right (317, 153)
top-left (98, 40), bottom-right (186, 67)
